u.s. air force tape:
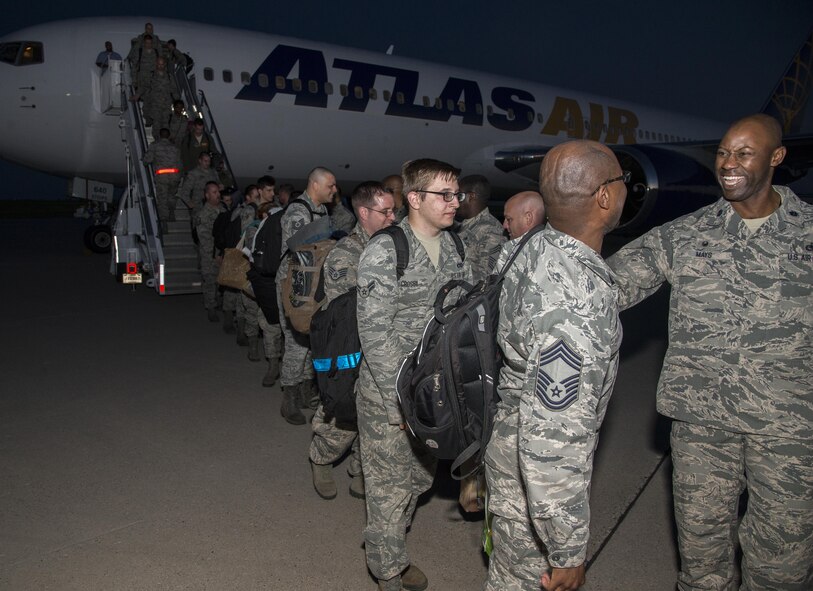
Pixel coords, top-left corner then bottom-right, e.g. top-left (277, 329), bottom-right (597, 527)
top-left (535, 338), bottom-right (583, 412)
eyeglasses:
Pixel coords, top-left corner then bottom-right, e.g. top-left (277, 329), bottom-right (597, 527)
top-left (416, 189), bottom-right (467, 202)
top-left (364, 206), bottom-right (396, 217)
top-left (590, 170), bottom-right (631, 196)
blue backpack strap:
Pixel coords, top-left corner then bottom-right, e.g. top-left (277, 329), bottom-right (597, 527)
top-left (371, 225), bottom-right (410, 279)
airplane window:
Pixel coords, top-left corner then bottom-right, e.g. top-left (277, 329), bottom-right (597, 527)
top-left (537, 113), bottom-right (543, 124)
top-left (258, 74), bottom-right (269, 88)
top-left (309, 80), bottom-right (318, 94)
top-left (241, 72), bottom-right (251, 85)
top-left (275, 76), bottom-right (285, 90)
top-left (658, 132), bottom-right (663, 141)
top-left (645, 130), bottom-right (650, 140)
top-left (584, 120), bottom-right (591, 132)
top-left (18, 42), bottom-right (44, 65)
top-left (435, 97), bottom-right (442, 109)
top-left (340, 84), bottom-right (348, 97)
top-left (354, 86), bottom-right (363, 99)
top-left (292, 78), bottom-right (302, 92)
top-left (567, 118), bottom-right (574, 130)
top-left (458, 101), bottom-right (466, 113)
top-left (422, 96), bottom-right (431, 107)
top-left (223, 70), bottom-right (233, 83)
top-left (507, 109), bottom-right (515, 121)
top-left (396, 92), bottom-right (405, 105)
top-left (526, 110), bottom-right (534, 123)
top-left (0, 42), bottom-right (21, 65)
top-left (446, 99), bottom-right (455, 111)
top-left (203, 67), bottom-right (214, 81)
top-left (487, 105), bottom-right (493, 117)
top-left (369, 88), bottom-right (377, 100)
top-left (638, 128), bottom-right (644, 139)
top-left (325, 82), bottom-right (334, 95)
top-left (476, 104), bottom-right (483, 116)
top-left (383, 90), bottom-right (391, 102)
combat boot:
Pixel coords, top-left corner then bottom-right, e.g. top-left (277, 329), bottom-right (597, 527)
top-left (400, 565), bottom-right (428, 591)
top-left (248, 336), bottom-right (262, 362)
top-left (280, 385), bottom-right (306, 425)
top-left (377, 576), bottom-right (402, 591)
top-left (207, 308), bottom-right (219, 322)
top-left (235, 318), bottom-right (248, 346)
top-left (310, 460), bottom-right (337, 500)
top-left (299, 379), bottom-right (320, 410)
top-left (262, 357), bottom-right (280, 387)
top-left (349, 472), bottom-right (365, 499)
top-left (222, 309), bottom-right (236, 334)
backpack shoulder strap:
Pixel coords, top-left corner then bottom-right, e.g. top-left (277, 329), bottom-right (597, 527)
top-left (289, 197), bottom-right (318, 221)
top-left (496, 224), bottom-right (545, 280)
top-left (448, 230), bottom-right (465, 262)
top-left (372, 225), bottom-right (410, 279)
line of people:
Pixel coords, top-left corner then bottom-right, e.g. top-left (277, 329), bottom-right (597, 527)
top-left (160, 111), bottom-right (812, 591)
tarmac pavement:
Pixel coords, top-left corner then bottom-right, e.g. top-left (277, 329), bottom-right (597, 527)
top-left (0, 218), bottom-right (680, 590)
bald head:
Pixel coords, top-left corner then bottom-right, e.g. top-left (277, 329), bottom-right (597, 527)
top-left (725, 114), bottom-right (783, 149)
top-left (539, 140), bottom-right (627, 248)
top-left (503, 191), bottom-right (545, 239)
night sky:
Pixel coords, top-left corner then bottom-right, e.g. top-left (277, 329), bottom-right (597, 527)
top-left (1, 0), bottom-right (811, 199)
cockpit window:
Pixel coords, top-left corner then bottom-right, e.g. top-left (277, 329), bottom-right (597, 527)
top-left (0, 41), bottom-right (44, 66)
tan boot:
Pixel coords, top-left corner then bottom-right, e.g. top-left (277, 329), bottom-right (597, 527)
top-left (377, 576), bottom-right (402, 591)
top-left (401, 565), bottom-right (427, 591)
top-left (310, 460), bottom-right (337, 500)
top-left (349, 473), bottom-right (365, 499)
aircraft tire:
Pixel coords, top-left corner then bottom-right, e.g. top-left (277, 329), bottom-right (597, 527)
top-left (84, 224), bottom-right (112, 254)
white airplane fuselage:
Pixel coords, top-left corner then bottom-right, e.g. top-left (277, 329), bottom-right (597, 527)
top-left (0, 17), bottom-right (726, 191)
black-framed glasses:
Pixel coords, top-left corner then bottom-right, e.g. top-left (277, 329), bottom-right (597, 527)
top-left (417, 189), bottom-right (467, 202)
top-left (590, 171), bottom-right (631, 196)
top-left (364, 205), bottom-right (396, 217)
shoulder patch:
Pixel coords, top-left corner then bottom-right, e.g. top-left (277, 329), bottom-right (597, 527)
top-left (535, 339), bottom-right (583, 412)
top-left (358, 281), bottom-right (376, 298)
top-left (328, 265), bottom-right (347, 282)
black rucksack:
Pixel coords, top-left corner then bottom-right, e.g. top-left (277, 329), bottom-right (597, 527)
top-left (309, 225), bottom-right (463, 421)
top-left (212, 208), bottom-right (242, 254)
top-left (251, 198), bottom-right (315, 277)
top-left (395, 225), bottom-right (542, 480)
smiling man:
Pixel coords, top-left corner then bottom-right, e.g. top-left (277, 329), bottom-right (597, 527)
top-left (356, 159), bottom-right (471, 591)
top-left (608, 114), bottom-right (813, 591)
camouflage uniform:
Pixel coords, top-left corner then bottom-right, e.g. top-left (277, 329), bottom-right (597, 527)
top-left (484, 227), bottom-right (621, 590)
top-left (309, 223), bottom-right (369, 476)
top-left (275, 194), bottom-right (327, 388)
top-left (356, 220), bottom-right (470, 581)
top-left (141, 137), bottom-right (181, 226)
top-left (127, 45), bottom-right (158, 93)
top-left (167, 113), bottom-right (189, 146)
top-left (242, 220), bottom-right (282, 360)
top-left (607, 186), bottom-right (813, 591)
top-left (195, 201), bottom-right (225, 311)
top-left (177, 165), bottom-right (219, 218)
top-left (180, 131), bottom-right (218, 174)
top-left (330, 201), bottom-right (356, 235)
top-left (457, 207), bottom-right (506, 283)
top-left (140, 67), bottom-right (179, 128)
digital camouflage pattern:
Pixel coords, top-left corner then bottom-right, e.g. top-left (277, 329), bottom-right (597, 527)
top-left (457, 207), bottom-right (506, 283)
top-left (608, 186), bottom-right (813, 590)
top-left (484, 226), bottom-right (621, 583)
top-left (276, 193), bottom-right (327, 388)
top-left (141, 137), bottom-right (181, 223)
top-left (177, 166), bottom-right (219, 217)
top-left (356, 220), bottom-right (470, 580)
top-left (140, 68), bottom-right (179, 128)
top-left (607, 186), bottom-right (812, 440)
top-left (195, 201), bottom-right (225, 311)
top-left (309, 223), bottom-right (370, 470)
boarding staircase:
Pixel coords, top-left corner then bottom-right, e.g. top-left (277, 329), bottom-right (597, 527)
top-left (102, 57), bottom-right (237, 295)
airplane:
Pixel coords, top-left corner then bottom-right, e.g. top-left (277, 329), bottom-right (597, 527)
top-left (0, 17), bottom-right (811, 240)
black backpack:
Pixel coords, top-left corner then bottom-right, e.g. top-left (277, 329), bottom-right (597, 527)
top-left (309, 225), bottom-right (463, 421)
top-left (251, 198), bottom-right (314, 277)
top-left (212, 208), bottom-right (242, 254)
top-left (395, 225), bottom-right (542, 480)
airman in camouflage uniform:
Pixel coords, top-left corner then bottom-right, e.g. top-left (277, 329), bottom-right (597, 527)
top-left (195, 182), bottom-right (225, 320)
top-left (455, 174), bottom-right (506, 283)
top-left (382, 175), bottom-right (408, 223)
top-left (357, 159), bottom-right (471, 591)
top-left (608, 114), bottom-right (813, 591)
top-left (127, 34), bottom-right (158, 93)
top-left (167, 100), bottom-right (189, 146)
top-left (484, 140), bottom-right (626, 591)
top-left (276, 168), bottom-right (335, 425)
top-left (137, 56), bottom-right (179, 129)
top-left (309, 182), bottom-right (396, 501)
top-left (141, 127), bottom-right (181, 233)
top-left (177, 152), bottom-right (219, 218)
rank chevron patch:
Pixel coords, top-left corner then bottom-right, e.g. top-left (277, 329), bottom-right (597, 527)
top-left (535, 338), bottom-right (583, 411)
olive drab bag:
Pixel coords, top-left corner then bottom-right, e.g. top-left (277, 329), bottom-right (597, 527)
top-left (395, 225), bottom-right (543, 480)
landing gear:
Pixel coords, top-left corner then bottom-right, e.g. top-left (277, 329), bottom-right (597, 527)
top-left (84, 224), bottom-right (112, 253)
